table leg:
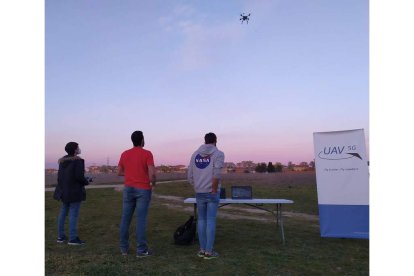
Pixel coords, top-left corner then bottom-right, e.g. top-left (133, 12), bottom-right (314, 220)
top-left (276, 204), bottom-right (280, 226)
top-left (278, 203), bottom-right (286, 244)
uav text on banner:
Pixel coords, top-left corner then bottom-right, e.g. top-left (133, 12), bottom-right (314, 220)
top-left (313, 129), bottom-right (369, 239)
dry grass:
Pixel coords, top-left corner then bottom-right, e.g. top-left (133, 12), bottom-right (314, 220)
top-left (45, 172), bottom-right (187, 187)
top-left (45, 171), bottom-right (369, 275)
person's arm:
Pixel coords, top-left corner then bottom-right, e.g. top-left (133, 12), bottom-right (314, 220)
top-left (57, 164), bottom-right (61, 185)
top-left (117, 153), bottom-right (125, 176)
top-left (212, 151), bottom-right (225, 193)
top-left (211, 178), bottom-right (219, 194)
top-left (146, 152), bottom-right (156, 186)
top-left (148, 165), bottom-right (156, 186)
top-left (117, 165), bottom-right (124, 176)
top-left (187, 158), bottom-right (194, 186)
top-left (75, 159), bottom-right (89, 186)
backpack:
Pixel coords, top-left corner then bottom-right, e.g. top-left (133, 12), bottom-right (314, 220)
top-left (174, 216), bottom-right (196, 245)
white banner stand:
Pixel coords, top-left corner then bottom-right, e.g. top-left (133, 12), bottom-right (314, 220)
top-left (313, 129), bottom-right (369, 239)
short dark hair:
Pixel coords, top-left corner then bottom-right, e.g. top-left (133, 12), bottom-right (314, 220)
top-left (131, 131), bottom-right (144, 147)
top-left (204, 132), bottom-right (217, 144)
top-left (65, 142), bottom-right (78, 155)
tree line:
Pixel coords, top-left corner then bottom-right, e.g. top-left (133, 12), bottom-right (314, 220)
top-left (254, 161), bottom-right (315, 173)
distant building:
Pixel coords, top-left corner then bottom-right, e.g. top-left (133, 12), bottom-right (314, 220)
top-left (292, 165), bottom-right (309, 172)
top-left (236, 161), bottom-right (256, 168)
top-left (87, 166), bottom-right (103, 173)
top-left (45, 168), bottom-right (58, 174)
top-left (236, 161), bottom-right (256, 173)
top-left (282, 167), bottom-right (290, 173)
top-left (223, 162), bottom-right (236, 173)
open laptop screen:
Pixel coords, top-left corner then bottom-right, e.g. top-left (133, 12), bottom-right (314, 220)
top-left (231, 186), bottom-right (252, 199)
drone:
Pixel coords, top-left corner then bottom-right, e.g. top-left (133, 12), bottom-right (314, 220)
top-left (240, 13), bottom-right (251, 24)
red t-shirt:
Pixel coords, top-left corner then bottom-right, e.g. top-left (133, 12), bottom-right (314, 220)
top-left (118, 147), bottom-right (155, 190)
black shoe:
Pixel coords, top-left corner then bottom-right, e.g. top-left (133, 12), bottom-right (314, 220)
top-left (68, 237), bottom-right (86, 245)
top-left (56, 235), bottom-right (67, 243)
top-left (136, 249), bottom-right (153, 258)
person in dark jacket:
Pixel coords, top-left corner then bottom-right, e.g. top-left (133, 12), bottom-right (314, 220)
top-left (54, 142), bottom-right (89, 245)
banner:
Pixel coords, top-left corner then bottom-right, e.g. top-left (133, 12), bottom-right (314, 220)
top-left (313, 129), bottom-right (369, 239)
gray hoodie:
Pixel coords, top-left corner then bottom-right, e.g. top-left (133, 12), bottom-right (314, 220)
top-left (187, 144), bottom-right (225, 193)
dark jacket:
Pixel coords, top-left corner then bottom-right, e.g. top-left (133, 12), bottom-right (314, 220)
top-left (53, 155), bottom-right (89, 203)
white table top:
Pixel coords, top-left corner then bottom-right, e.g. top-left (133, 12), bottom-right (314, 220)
top-left (184, 198), bottom-right (294, 204)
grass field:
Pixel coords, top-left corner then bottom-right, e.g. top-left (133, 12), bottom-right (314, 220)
top-left (45, 172), bottom-right (369, 275)
top-left (45, 172), bottom-right (187, 187)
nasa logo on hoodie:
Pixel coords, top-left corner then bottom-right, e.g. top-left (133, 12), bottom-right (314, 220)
top-left (194, 154), bottom-right (211, 169)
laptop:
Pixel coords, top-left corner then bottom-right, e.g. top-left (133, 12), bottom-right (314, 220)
top-left (231, 186), bottom-right (252, 199)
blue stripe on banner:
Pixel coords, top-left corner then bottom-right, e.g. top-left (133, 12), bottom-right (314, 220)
top-left (318, 204), bottom-right (369, 239)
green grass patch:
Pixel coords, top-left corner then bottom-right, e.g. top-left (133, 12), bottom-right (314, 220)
top-left (46, 178), bottom-right (368, 275)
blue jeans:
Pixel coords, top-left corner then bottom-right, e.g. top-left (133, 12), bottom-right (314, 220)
top-left (119, 186), bottom-right (152, 253)
top-left (196, 192), bottom-right (219, 252)
top-left (57, 201), bottom-right (81, 241)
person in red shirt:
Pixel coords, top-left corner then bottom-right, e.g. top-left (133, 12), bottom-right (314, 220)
top-left (118, 131), bottom-right (156, 257)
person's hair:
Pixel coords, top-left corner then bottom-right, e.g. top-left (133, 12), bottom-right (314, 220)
top-left (204, 132), bottom-right (217, 144)
top-left (131, 131), bottom-right (144, 147)
top-left (65, 142), bottom-right (79, 156)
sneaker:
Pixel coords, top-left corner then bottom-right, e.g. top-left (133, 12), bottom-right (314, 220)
top-left (56, 235), bottom-right (67, 243)
top-left (68, 237), bottom-right (86, 245)
top-left (197, 251), bottom-right (205, 258)
top-left (136, 249), bottom-right (153, 258)
top-left (203, 251), bottom-right (219, 260)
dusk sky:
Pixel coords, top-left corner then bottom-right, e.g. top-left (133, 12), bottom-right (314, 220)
top-left (45, 0), bottom-right (369, 168)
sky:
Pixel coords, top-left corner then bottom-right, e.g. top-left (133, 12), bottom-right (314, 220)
top-left (45, 0), bottom-right (369, 168)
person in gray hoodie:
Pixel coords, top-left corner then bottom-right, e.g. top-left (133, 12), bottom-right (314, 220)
top-left (188, 132), bottom-right (225, 259)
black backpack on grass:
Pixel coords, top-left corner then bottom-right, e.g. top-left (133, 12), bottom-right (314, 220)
top-left (174, 216), bottom-right (196, 245)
